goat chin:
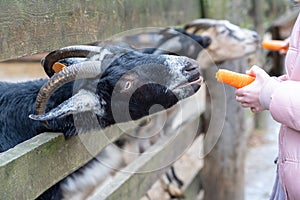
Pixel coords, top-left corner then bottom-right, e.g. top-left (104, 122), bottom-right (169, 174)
top-left (61, 145), bottom-right (125, 200)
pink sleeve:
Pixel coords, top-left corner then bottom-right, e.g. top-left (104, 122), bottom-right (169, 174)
top-left (269, 81), bottom-right (300, 131)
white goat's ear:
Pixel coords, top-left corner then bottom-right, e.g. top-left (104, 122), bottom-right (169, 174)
top-left (29, 90), bottom-right (104, 121)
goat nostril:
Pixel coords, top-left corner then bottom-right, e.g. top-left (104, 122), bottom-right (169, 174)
top-left (183, 62), bottom-right (197, 72)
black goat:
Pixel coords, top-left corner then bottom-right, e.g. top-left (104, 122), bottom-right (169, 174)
top-left (0, 45), bottom-right (202, 199)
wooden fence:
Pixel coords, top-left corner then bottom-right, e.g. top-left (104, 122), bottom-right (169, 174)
top-left (0, 1), bottom-right (206, 199)
top-left (0, 90), bottom-right (206, 199)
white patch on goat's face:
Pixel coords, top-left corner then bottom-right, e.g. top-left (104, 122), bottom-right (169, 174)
top-left (162, 55), bottom-right (201, 99)
top-left (163, 55), bottom-right (187, 89)
top-left (163, 55), bottom-right (188, 70)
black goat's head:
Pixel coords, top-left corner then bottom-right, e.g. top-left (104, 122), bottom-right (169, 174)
top-left (29, 45), bottom-right (202, 132)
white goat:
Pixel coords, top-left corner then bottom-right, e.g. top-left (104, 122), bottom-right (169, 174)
top-left (184, 19), bottom-right (259, 67)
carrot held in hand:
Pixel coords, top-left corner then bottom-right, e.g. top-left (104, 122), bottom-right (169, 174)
top-left (262, 40), bottom-right (289, 51)
top-left (215, 69), bottom-right (255, 88)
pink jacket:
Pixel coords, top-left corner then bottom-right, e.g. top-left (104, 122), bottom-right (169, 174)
top-left (260, 12), bottom-right (300, 199)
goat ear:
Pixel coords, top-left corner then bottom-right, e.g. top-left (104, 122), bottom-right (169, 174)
top-left (29, 90), bottom-right (104, 121)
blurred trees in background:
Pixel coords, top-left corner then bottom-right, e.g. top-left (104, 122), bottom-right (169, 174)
top-left (199, 0), bottom-right (290, 30)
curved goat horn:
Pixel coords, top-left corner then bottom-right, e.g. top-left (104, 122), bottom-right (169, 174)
top-left (42, 45), bottom-right (101, 77)
top-left (184, 19), bottom-right (222, 34)
top-left (32, 60), bottom-right (104, 127)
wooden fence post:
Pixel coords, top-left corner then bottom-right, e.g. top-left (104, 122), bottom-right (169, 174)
top-left (199, 1), bottom-right (254, 199)
top-left (202, 59), bottom-right (252, 200)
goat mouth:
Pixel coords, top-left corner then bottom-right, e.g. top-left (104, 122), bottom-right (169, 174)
top-left (245, 41), bottom-right (260, 46)
top-left (174, 75), bottom-right (203, 90)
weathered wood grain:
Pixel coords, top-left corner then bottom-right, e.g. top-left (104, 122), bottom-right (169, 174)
top-left (0, 118), bottom-right (143, 199)
top-left (143, 135), bottom-right (204, 200)
top-left (0, 1), bottom-right (204, 198)
top-left (91, 119), bottom-right (201, 200)
top-left (202, 59), bottom-right (254, 200)
top-left (0, 0), bottom-right (199, 61)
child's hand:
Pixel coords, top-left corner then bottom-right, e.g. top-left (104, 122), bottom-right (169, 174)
top-left (235, 65), bottom-right (271, 113)
top-left (279, 37), bottom-right (290, 55)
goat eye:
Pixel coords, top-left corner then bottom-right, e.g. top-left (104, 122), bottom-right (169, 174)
top-left (220, 29), bottom-right (227, 34)
top-left (218, 27), bottom-right (228, 34)
top-left (124, 81), bottom-right (132, 90)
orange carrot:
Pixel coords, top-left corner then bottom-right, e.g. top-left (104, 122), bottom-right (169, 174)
top-left (52, 62), bottom-right (67, 73)
top-left (262, 40), bottom-right (289, 51)
top-left (215, 69), bottom-right (255, 88)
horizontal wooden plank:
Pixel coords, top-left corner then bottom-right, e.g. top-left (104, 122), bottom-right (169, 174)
top-left (142, 135), bottom-right (204, 200)
top-left (0, 0), bottom-right (200, 61)
top-left (91, 119), bottom-right (200, 200)
top-left (0, 118), bottom-right (147, 199)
